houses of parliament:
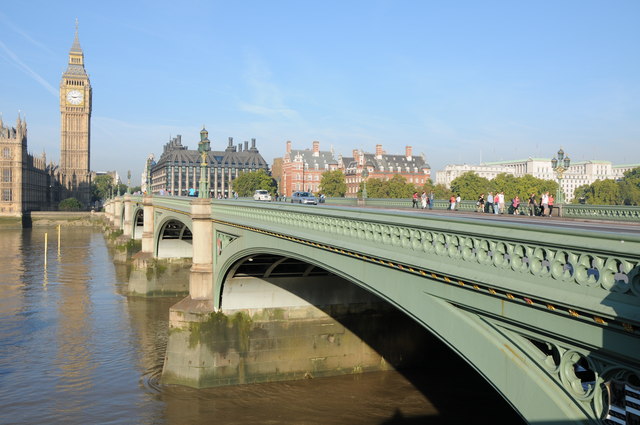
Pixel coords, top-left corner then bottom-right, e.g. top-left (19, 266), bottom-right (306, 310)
top-left (0, 26), bottom-right (92, 217)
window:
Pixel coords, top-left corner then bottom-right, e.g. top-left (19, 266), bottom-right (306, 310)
top-left (2, 169), bottom-right (11, 182)
top-left (2, 189), bottom-right (11, 202)
top-left (2, 148), bottom-right (10, 158)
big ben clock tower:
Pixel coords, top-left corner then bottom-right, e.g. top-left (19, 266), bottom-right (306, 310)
top-left (59, 21), bottom-right (91, 206)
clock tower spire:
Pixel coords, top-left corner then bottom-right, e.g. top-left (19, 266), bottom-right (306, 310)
top-left (59, 19), bottom-right (92, 206)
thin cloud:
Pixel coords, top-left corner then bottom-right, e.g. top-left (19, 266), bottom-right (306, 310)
top-left (0, 40), bottom-right (57, 97)
top-left (239, 51), bottom-right (300, 121)
top-left (0, 12), bottom-right (57, 56)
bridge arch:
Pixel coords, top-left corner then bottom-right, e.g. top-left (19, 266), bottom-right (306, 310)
top-left (156, 218), bottom-right (193, 258)
top-left (132, 207), bottom-right (144, 240)
top-left (214, 243), bottom-right (588, 424)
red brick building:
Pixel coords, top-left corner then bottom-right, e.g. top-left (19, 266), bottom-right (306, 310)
top-left (343, 145), bottom-right (431, 197)
top-left (281, 141), bottom-right (339, 197)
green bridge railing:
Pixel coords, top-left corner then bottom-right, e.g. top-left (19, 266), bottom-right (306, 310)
top-left (320, 198), bottom-right (640, 222)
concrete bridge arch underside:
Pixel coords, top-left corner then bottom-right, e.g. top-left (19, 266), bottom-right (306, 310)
top-left (212, 218), bottom-right (639, 425)
top-left (155, 215), bottom-right (193, 259)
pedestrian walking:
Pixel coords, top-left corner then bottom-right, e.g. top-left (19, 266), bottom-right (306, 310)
top-left (512, 196), bottom-right (520, 215)
top-left (487, 192), bottom-right (494, 213)
top-left (528, 193), bottom-right (537, 216)
top-left (476, 194), bottom-right (485, 212)
top-left (548, 194), bottom-right (554, 217)
top-left (429, 191), bottom-right (434, 210)
top-left (421, 191), bottom-right (428, 209)
top-left (412, 192), bottom-right (419, 208)
top-left (498, 192), bottom-right (505, 214)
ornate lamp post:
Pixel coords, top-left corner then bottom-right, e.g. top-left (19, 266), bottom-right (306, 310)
top-left (551, 148), bottom-right (571, 204)
top-left (361, 167), bottom-right (369, 199)
top-left (146, 157), bottom-right (152, 195)
top-left (127, 170), bottom-right (131, 194)
top-left (197, 127), bottom-right (211, 199)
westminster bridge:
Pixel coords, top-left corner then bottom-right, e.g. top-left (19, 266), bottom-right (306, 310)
top-left (103, 194), bottom-right (640, 425)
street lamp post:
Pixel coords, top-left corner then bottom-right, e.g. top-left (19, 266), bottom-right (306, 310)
top-left (197, 127), bottom-right (211, 199)
top-left (146, 157), bottom-right (152, 195)
top-left (551, 148), bottom-right (571, 205)
top-left (361, 167), bottom-right (369, 199)
top-left (127, 170), bottom-right (131, 194)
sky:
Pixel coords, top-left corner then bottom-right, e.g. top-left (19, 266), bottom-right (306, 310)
top-left (1, 0), bottom-right (639, 184)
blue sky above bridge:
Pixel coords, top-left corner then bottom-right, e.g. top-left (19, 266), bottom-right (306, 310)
top-left (0, 0), bottom-right (639, 183)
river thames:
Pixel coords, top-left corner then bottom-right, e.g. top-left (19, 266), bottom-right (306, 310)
top-left (0, 226), bottom-right (523, 424)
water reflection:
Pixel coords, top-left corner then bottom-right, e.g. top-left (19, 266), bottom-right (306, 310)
top-left (0, 227), bottom-right (522, 425)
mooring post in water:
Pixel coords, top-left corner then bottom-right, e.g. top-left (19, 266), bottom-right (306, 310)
top-left (57, 225), bottom-right (61, 257)
top-left (44, 232), bottom-right (48, 268)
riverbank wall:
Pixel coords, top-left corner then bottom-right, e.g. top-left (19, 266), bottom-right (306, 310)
top-left (0, 211), bottom-right (103, 229)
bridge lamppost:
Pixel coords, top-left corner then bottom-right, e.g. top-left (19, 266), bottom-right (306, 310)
top-left (145, 156), bottom-right (152, 195)
top-left (127, 170), bottom-right (131, 194)
top-left (361, 167), bottom-right (369, 199)
top-left (197, 127), bottom-right (211, 199)
top-left (551, 148), bottom-right (571, 205)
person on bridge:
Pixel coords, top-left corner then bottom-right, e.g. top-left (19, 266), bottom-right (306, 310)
top-left (498, 192), bottom-right (505, 214)
top-left (429, 191), bottom-right (434, 209)
top-left (528, 193), bottom-right (538, 216)
top-left (412, 192), bottom-right (419, 208)
top-left (548, 194), bottom-right (554, 217)
top-left (512, 196), bottom-right (521, 215)
top-left (421, 191), bottom-right (428, 209)
top-left (476, 193), bottom-right (485, 212)
top-left (486, 192), bottom-right (494, 213)
top-left (541, 192), bottom-right (549, 216)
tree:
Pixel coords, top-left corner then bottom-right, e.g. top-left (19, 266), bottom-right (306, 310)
top-left (573, 179), bottom-right (621, 205)
top-left (319, 170), bottom-right (347, 197)
top-left (232, 169), bottom-right (277, 197)
top-left (450, 172), bottom-right (491, 200)
top-left (620, 167), bottom-right (640, 205)
top-left (360, 175), bottom-right (415, 198)
top-left (59, 197), bottom-right (82, 211)
top-left (510, 174), bottom-right (557, 202)
top-left (91, 174), bottom-right (114, 202)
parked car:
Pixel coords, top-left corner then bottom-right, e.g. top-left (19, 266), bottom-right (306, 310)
top-left (253, 190), bottom-right (272, 201)
top-left (291, 191), bottom-right (317, 205)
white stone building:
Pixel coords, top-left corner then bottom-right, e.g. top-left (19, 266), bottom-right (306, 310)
top-left (437, 158), bottom-right (640, 202)
top-left (435, 163), bottom-right (515, 188)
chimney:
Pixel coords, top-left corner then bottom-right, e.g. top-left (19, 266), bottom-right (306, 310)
top-left (375, 144), bottom-right (383, 158)
top-left (406, 146), bottom-right (413, 160)
top-left (353, 149), bottom-right (359, 162)
top-left (238, 143), bottom-right (242, 152)
top-left (245, 141), bottom-right (249, 151)
top-left (228, 137), bottom-right (233, 147)
top-left (312, 141), bottom-right (320, 156)
top-left (286, 140), bottom-right (292, 154)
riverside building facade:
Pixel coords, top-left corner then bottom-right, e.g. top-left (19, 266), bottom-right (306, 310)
top-left (149, 129), bottom-right (269, 197)
top-left (436, 158), bottom-right (640, 202)
top-left (343, 145), bottom-right (431, 198)
top-left (281, 141), bottom-right (339, 197)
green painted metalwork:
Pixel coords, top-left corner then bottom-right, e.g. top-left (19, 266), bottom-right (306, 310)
top-left (563, 204), bottom-right (640, 222)
top-left (104, 196), bottom-right (640, 423)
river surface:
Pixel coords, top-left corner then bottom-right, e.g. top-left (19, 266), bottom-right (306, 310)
top-left (0, 226), bottom-right (523, 425)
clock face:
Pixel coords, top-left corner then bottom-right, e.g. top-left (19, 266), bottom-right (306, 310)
top-left (66, 90), bottom-right (83, 105)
